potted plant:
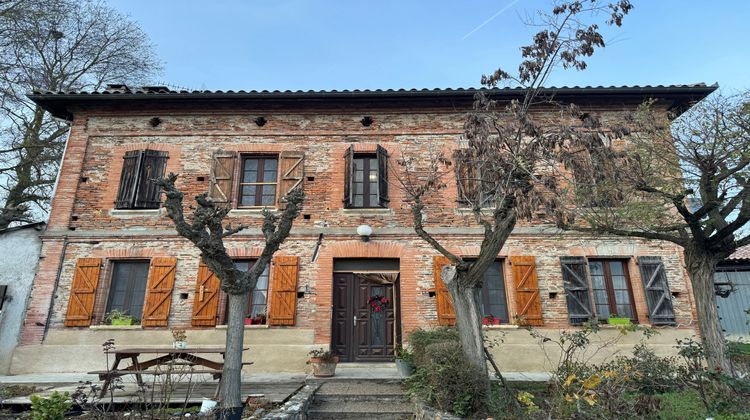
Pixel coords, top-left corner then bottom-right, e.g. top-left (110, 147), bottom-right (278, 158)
top-left (105, 310), bottom-right (135, 326)
top-left (394, 346), bottom-right (415, 377)
top-left (607, 314), bottom-right (631, 326)
top-left (244, 316), bottom-right (254, 325)
top-left (171, 328), bottom-right (187, 349)
top-left (251, 313), bottom-right (266, 325)
top-left (307, 348), bottom-right (339, 377)
top-left (482, 314), bottom-right (501, 325)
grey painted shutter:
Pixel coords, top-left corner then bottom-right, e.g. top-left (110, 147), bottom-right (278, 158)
top-left (115, 151), bottom-right (142, 209)
top-left (133, 150), bottom-right (168, 209)
top-left (637, 256), bottom-right (676, 325)
top-left (343, 145), bottom-right (353, 208)
top-left (376, 145), bottom-right (389, 207)
top-left (208, 150), bottom-right (236, 205)
top-left (560, 256), bottom-right (594, 324)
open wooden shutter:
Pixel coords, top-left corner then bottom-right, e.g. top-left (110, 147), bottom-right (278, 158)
top-left (376, 145), bottom-right (389, 207)
top-left (133, 150), bottom-right (168, 209)
top-left (191, 262), bottom-right (221, 327)
top-left (115, 151), bottom-right (141, 209)
top-left (208, 150), bottom-right (236, 205)
top-left (141, 257), bottom-right (177, 327)
top-left (277, 151), bottom-right (304, 209)
top-left (433, 256), bottom-right (456, 325)
top-left (343, 146), bottom-right (354, 208)
top-left (64, 258), bottom-right (102, 327)
top-left (454, 149), bottom-right (478, 205)
top-left (637, 256), bottom-right (676, 325)
top-left (510, 256), bottom-right (543, 326)
top-left (560, 256), bottom-right (594, 324)
top-left (268, 256), bottom-right (299, 326)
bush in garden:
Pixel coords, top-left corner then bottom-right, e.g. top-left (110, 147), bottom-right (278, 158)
top-left (406, 340), bottom-right (487, 417)
top-left (407, 327), bottom-right (459, 367)
top-left (30, 391), bottom-right (71, 420)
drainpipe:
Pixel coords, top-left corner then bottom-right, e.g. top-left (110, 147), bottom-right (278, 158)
top-left (42, 235), bottom-right (68, 341)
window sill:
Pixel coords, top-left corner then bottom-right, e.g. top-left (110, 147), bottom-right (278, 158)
top-left (89, 325), bottom-right (142, 330)
top-left (109, 208), bottom-right (163, 218)
top-left (229, 209), bottom-right (276, 217)
top-left (455, 208), bottom-right (495, 216)
top-left (341, 208), bottom-right (392, 216)
top-left (215, 324), bottom-right (270, 329)
top-left (483, 325), bottom-right (519, 330)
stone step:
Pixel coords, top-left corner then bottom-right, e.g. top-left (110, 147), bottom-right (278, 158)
top-left (307, 400), bottom-right (414, 419)
top-left (316, 381), bottom-right (405, 396)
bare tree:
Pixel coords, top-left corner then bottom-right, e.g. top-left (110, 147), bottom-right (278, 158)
top-left (398, 0), bottom-right (632, 376)
top-left (560, 93), bottom-right (750, 372)
top-left (156, 173), bottom-right (304, 413)
top-left (0, 0), bottom-right (161, 228)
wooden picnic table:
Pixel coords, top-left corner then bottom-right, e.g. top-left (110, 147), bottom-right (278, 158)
top-left (90, 346), bottom-right (250, 398)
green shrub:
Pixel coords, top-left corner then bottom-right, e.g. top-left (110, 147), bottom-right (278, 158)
top-left (656, 390), bottom-right (708, 420)
top-left (30, 391), bottom-right (71, 420)
top-left (406, 340), bottom-right (486, 417)
top-left (408, 327), bottom-right (459, 367)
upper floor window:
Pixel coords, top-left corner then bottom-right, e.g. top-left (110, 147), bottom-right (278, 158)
top-left (115, 150), bottom-right (168, 209)
top-left (454, 149), bottom-right (496, 208)
top-left (238, 156), bottom-right (278, 207)
top-left (105, 260), bottom-right (150, 323)
top-left (343, 145), bottom-right (389, 208)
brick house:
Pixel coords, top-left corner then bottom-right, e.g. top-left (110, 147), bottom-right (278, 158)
top-left (10, 84), bottom-right (715, 374)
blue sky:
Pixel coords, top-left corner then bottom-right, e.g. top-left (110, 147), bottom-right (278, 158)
top-left (109, 0), bottom-right (750, 92)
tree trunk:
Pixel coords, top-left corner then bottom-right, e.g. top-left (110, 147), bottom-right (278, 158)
top-left (443, 267), bottom-right (488, 378)
top-left (683, 248), bottom-right (730, 373)
top-left (218, 292), bottom-right (249, 414)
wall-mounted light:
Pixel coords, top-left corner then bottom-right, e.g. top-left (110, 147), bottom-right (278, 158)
top-left (356, 224), bottom-right (373, 242)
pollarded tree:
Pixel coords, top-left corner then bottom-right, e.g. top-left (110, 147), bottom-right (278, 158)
top-left (560, 93), bottom-right (750, 372)
top-left (156, 173), bottom-right (304, 414)
top-left (0, 0), bottom-right (160, 228)
top-left (398, 0), bottom-right (633, 375)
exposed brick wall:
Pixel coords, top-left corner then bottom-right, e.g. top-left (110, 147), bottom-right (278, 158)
top-left (20, 100), bottom-right (699, 348)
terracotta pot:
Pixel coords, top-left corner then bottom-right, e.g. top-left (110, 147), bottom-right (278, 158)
top-left (309, 356), bottom-right (339, 377)
top-left (244, 318), bottom-right (253, 325)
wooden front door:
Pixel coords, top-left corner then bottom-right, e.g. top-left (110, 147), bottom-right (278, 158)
top-left (332, 273), bottom-right (397, 362)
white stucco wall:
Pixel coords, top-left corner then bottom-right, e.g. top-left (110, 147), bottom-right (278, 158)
top-left (0, 225), bottom-right (43, 374)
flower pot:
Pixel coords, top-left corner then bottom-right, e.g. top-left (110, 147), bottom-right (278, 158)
top-left (310, 356), bottom-right (339, 377)
top-left (482, 318), bottom-right (501, 326)
top-left (110, 318), bottom-right (134, 326)
top-left (607, 317), bottom-right (631, 326)
top-left (395, 358), bottom-right (415, 377)
top-left (173, 340), bottom-right (188, 349)
top-left (244, 318), bottom-right (254, 325)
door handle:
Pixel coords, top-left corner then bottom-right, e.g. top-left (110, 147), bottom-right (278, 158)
top-left (353, 316), bottom-right (357, 326)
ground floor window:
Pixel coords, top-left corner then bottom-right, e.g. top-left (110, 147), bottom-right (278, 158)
top-left (589, 259), bottom-right (636, 321)
top-left (480, 261), bottom-right (509, 323)
top-left (105, 260), bottom-right (150, 323)
top-left (219, 260), bottom-right (270, 325)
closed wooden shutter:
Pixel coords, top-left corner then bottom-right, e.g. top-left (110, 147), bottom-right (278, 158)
top-left (115, 151), bottom-right (141, 209)
top-left (64, 258), bottom-right (102, 327)
top-left (268, 256), bottom-right (299, 326)
top-left (510, 256), bottom-right (543, 326)
top-left (454, 149), bottom-right (478, 205)
top-left (141, 257), bottom-right (177, 327)
top-left (132, 150), bottom-right (168, 209)
top-left (208, 150), bottom-right (237, 205)
top-left (433, 256), bottom-right (456, 326)
top-left (637, 256), bottom-right (676, 325)
top-left (343, 146), bottom-right (353, 208)
top-left (560, 256), bottom-right (594, 324)
top-left (277, 151), bottom-right (304, 209)
top-left (191, 262), bottom-right (221, 327)
top-left (376, 145), bottom-right (389, 207)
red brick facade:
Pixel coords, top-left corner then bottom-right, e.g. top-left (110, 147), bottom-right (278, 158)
top-left (15, 87), bottom-right (711, 371)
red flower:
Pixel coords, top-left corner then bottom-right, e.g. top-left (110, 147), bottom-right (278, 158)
top-left (375, 306), bottom-right (381, 312)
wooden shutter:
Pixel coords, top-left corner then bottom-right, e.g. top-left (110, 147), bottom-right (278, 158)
top-left (510, 256), bottom-right (543, 326)
top-left (208, 150), bottom-right (236, 205)
top-left (115, 151), bottom-right (141, 209)
top-left (376, 145), bottom-right (389, 207)
top-left (637, 256), bottom-right (676, 325)
top-left (268, 256), bottom-right (299, 326)
top-left (433, 256), bottom-right (456, 326)
top-left (560, 256), bottom-right (594, 324)
top-left (141, 257), bottom-right (177, 327)
top-left (454, 149), bottom-right (478, 205)
top-left (342, 146), bottom-right (354, 208)
top-left (133, 150), bottom-right (168, 209)
top-left (191, 262), bottom-right (221, 327)
top-left (64, 258), bottom-right (102, 327)
top-left (277, 151), bottom-right (304, 209)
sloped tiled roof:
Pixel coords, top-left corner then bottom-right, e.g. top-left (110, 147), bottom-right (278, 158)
top-left (727, 245), bottom-right (750, 261)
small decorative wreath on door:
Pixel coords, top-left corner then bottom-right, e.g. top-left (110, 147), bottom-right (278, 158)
top-left (367, 295), bottom-right (389, 313)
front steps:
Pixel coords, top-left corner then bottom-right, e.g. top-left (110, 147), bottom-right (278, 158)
top-left (306, 380), bottom-right (413, 419)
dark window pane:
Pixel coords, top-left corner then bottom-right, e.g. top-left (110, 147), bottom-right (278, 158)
top-left (480, 261), bottom-right (508, 322)
top-left (610, 261), bottom-right (624, 276)
top-left (354, 195), bottom-right (363, 207)
top-left (106, 261), bottom-right (149, 322)
top-left (611, 275), bottom-right (627, 289)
